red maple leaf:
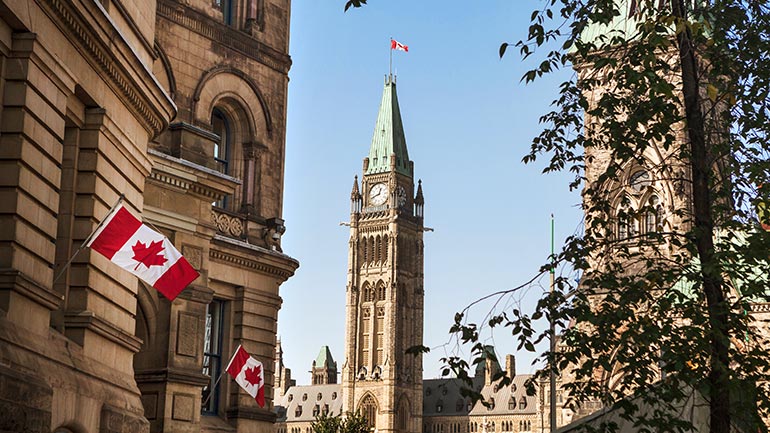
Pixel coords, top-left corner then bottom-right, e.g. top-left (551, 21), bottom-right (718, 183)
top-left (244, 365), bottom-right (262, 387)
top-left (132, 240), bottom-right (168, 270)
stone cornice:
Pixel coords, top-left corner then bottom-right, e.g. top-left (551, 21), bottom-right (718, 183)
top-left (156, 0), bottom-right (292, 75)
top-left (148, 148), bottom-right (240, 202)
top-left (37, 0), bottom-right (176, 136)
top-left (63, 311), bottom-right (143, 353)
top-left (135, 367), bottom-right (210, 387)
top-left (210, 235), bottom-right (299, 281)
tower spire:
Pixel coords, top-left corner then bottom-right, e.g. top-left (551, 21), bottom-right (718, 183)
top-left (365, 78), bottom-right (411, 177)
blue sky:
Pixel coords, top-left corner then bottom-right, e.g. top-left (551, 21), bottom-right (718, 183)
top-left (279, 1), bottom-right (582, 384)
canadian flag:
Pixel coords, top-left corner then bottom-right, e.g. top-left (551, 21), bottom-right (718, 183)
top-left (226, 345), bottom-right (265, 407)
top-left (391, 39), bottom-right (408, 52)
top-left (87, 205), bottom-right (199, 301)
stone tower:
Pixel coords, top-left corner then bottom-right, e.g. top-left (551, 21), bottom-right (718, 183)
top-left (341, 76), bottom-right (425, 433)
top-left (312, 346), bottom-right (339, 385)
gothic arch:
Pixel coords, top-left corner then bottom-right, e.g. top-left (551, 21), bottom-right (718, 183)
top-left (396, 396), bottom-right (411, 431)
top-left (191, 65), bottom-right (273, 138)
top-left (357, 393), bottom-right (379, 429)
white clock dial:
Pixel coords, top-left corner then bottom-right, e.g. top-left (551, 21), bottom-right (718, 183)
top-left (369, 183), bottom-right (388, 206)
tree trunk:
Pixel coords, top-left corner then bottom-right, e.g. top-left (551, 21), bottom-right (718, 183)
top-left (671, 2), bottom-right (730, 433)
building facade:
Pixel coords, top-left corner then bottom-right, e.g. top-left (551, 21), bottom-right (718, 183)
top-left (0, 0), bottom-right (296, 432)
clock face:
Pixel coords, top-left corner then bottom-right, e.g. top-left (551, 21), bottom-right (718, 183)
top-left (369, 183), bottom-right (388, 206)
top-left (396, 186), bottom-right (407, 207)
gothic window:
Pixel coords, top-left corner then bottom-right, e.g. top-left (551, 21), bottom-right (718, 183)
top-left (488, 398), bottom-right (495, 410)
top-left (202, 300), bottom-right (225, 414)
top-left (375, 306), bottom-right (385, 365)
top-left (382, 235), bottom-right (389, 264)
top-left (617, 199), bottom-right (635, 240)
top-left (368, 237), bottom-right (375, 265)
top-left (644, 194), bottom-right (662, 233)
top-left (397, 399), bottom-right (409, 430)
top-left (375, 235), bottom-right (381, 263)
top-left (359, 394), bottom-right (378, 429)
top-left (362, 237), bottom-right (368, 264)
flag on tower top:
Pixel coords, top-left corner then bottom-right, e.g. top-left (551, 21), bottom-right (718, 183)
top-left (226, 345), bottom-right (265, 407)
top-left (87, 205), bottom-right (199, 300)
top-left (391, 39), bottom-right (408, 52)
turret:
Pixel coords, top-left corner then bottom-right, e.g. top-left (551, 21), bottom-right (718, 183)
top-left (415, 179), bottom-right (424, 219)
top-left (351, 175), bottom-right (362, 214)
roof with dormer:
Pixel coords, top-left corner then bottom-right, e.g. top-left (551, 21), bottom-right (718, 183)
top-left (366, 75), bottom-right (411, 177)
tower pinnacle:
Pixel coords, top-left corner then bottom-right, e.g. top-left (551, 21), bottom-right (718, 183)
top-left (365, 76), bottom-right (411, 177)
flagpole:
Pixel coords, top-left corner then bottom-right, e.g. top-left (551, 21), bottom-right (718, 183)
top-left (549, 213), bottom-right (557, 433)
top-left (201, 371), bottom-right (226, 409)
top-left (53, 194), bottom-right (125, 284)
top-left (389, 37), bottom-right (393, 78)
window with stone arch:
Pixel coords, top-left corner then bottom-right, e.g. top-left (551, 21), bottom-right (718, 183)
top-left (359, 394), bottom-right (378, 429)
top-left (209, 98), bottom-right (262, 215)
top-left (396, 398), bottom-right (409, 431)
top-left (361, 237), bottom-right (368, 265)
top-left (643, 194), bottom-right (664, 233)
top-left (381, 234), bottom-right (389, 264)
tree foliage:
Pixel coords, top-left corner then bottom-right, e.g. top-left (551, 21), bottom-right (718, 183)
top-left (311, 411), bottom-right (370, 433)
top-left (346, 1), bottom-right (770, 432)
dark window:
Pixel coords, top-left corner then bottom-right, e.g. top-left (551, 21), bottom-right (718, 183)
top-left (202, 300), bottom-right (225, 414)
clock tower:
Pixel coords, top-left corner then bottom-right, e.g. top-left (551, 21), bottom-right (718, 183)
top-left (341, 76), bottom-right (425, 433)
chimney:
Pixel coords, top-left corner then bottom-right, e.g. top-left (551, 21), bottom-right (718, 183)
top-left (505, 354), bottom-right (516, 379)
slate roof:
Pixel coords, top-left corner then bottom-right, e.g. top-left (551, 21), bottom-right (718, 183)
top-left (422, 375), bottom-right (538, 418)
top-left (275, 384), bottom-right (343, 423)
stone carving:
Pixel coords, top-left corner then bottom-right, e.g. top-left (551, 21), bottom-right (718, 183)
top-left (212, 210), bottom-right (244, 238)
top-left (172, 394), bottom-right (195, 421)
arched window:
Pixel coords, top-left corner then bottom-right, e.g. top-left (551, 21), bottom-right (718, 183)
top-left (508, 396), bottom-right (515, 410)
top-left (617, 199), bottom-right (635, 240)
top-left (361, 237), bottom-right (368, 264)
top-left (382, 235), bottom-right (389, 264)
top-left (519, 396), bottom-right (527, 410)
top-left (375, 235), bottom-right (381, 263)
top-left (397, 399), bottom-right (409, 431)
top-left (211, 108), bottom-right (231, 175)
top-left (359, 394), bottom-right (378, 429)
top-left (644, 195), bottom-right (662, 233)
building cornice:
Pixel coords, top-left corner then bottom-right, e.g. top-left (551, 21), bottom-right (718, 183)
top-left (211, 234), bottom-right (299, 281)
top-left (156, 0), bottom-right (292, 75)
top-left (148, 148), bottom-right (240, 202)
top-left (37, 0), bottom-right (176, 136)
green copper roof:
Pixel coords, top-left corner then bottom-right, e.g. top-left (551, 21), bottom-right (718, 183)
top-left (366, 76), bottom-right (411, 177)
top-left (315, 346), bottom-right (336, 368)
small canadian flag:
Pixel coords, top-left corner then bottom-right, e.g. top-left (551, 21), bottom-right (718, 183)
top-left (87, 205), bottom-right (199, 301)
top-left (226, 345), bottom-right (265, 407)
top-left (391, 39), bottom-right (408, 52)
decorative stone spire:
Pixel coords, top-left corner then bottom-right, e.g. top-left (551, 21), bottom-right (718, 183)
top-left (350, 175), bottom-right (362, 213)
top-left (366, 76), bottom-right (411, 177)
top-left (415, 179), bottom-right (424, 218)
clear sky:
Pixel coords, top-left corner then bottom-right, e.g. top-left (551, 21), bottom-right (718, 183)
top-left (279, 1), bottom-right (582, 385)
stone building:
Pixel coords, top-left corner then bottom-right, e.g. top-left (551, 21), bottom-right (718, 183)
top-left (0, 0), bottom-right (296, 432)
top-left (273, 77), bottom-right (544, 433)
